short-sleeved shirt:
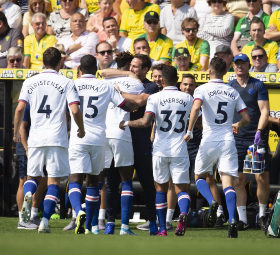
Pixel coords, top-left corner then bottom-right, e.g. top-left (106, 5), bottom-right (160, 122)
top-left (107, 36), bottom-right (132, 52)
top-left (160, 4), bottom-right (198, 45)
top-left (24, 33), bottom-right (57, 69)
top-left (234, 10), bottom-right (270, 39)
top-left (249, 63), bottom-right (278, 73)
top-left (194, 79), bottom-right (247, 143)
top-left (119, 3), bottom-right (161, 40)
top-left (85, 0), bottom-right (99, 14)
top-left (16, 103), bottom-right (30, 156)
top-left (130, 78), bottom-right (159, 144)
top-left (0, 28), bottom-right (24, 68)
top-left (146, 86), bottom-right (193, 157)
top-left (105, 77), bottom-right (144, 142)
top-left (71, 74), bottom-right (126, 146)
top-left (228, 77), bottom-right (269, 141)
top-left (241, 39), bottom-right (278, 64)
top-left (2, 1), bottom-right (22, 29)
top-left (44, 0), bottom-right (61, 11)
top-left (48, 8), bottom-right (88, 40)
top-left (267, 9), bottom-right (280, 43)
top-left (18, 69), bottom-right (80, 148)
top-left (174, 38), bottom-right (210, 66)
top-left (137, 33), bottom-right (173, 62)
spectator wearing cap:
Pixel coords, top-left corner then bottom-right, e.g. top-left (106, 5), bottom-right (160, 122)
top-left (231, 0), bottom-right (269, 57)
top-left (0, 0), bottom-right (22, 29)
top-left (119, 0), bottom-right (160, 40)
top-left (229, 52), bottom-right (270, 232)
top-left (173, 47), bottom-right (201, 71)
top-left (132, 37), bottom-right (162, 67)
top-left (160, 0), bottom-right (198, 46)
top-left (57, 12), bottom-right (99, 69)
top-left (214, 45), bottom-right (234, 72)
top-left (242, 18), bottom-right (278, 65)
top-left (197, 0), bottom-right (234, 60)
top-left (103, 17), bottom-right (132, 53)
top-left (174, 17), bottom-right (210, 71)
top-left (0, 11), bottom-right (24, 68)
top-left (136, 11), bottom-right (173, 65)
top-left (53, 43), bottom-right (67, 69)
top-left (249, 46), bottom-right (278, 73)
top-left (24, 13), bottom-right (57, 69)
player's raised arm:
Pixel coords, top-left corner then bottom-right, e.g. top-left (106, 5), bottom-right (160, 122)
top-left (69, 104), bottom-right (85, 138)
top-left (184, 99), bottom-right (202, 142)
top-left (119, 112), bottom-right (154, 130)
top-left (14, 102), bottom-right (27, 143)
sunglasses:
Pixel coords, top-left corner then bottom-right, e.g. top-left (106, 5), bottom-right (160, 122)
top-left (9, 58), bottom-right (22, 63)
top-left (61, 0), bottom-right (74, 2)
top-left (246, 0), bottom-right (258, 2)
top-left (183, 28), bottom-right (198, 33)
top-left (97, 50), bottom-right (113, 56)
top-left (147, 20), bottom-right (158, 25)
top-left (211, 0), bottom-right (223, 3)
top-left (252, 54), bottom-right (264, 60)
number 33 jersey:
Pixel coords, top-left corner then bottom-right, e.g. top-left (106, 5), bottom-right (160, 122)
top-left (70, 74), bottom-right (126, 146)
top-left (18, 70), bottom-right (80, 148)
top-left (194, 79), bottom-right (247, 143)
top-left (145, 86), bottom-right (193, 157)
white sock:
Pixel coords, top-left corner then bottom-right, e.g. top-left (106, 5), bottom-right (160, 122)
top-left (121, 224), bottom-right (129, 230)
top-left (19, 212), bottom-right (22, 222)
top-left (166, 209), bottom-right (175, 223)
top-left (98, 209), bottom-right (106, 220)
top-left (237, 206), bottom-right (247, 224)
top-left (217, 205), bottom-right (224, 217)
top-left (42, 217), bottom-right (49, 226)
top-left (92, 225), bottom-right (99, 232)
top-left (259, 204), bottom-right (267, 217)
top-left (72, 209), bottom-right (76, 219)
top-left (31, 207), bottom-right (38, 219)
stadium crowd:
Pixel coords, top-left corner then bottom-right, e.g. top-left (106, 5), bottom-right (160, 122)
top-left (1, 0), bottom-right (279, 238)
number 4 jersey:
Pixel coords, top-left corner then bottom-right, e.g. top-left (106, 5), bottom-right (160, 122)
top-left (18, 70), bottom-right (80, 148)
top-left (194, 79), bottom-right (247, 143)
top-left (70, 74), bottom-right (126, 146)
top-left (145, 86), bottom-right (193, 157)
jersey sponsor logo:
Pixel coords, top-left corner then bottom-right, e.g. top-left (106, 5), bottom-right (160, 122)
top-left (5, 36), bottom-right (10, 42)
top-left (0, 50), bottom-right (7, 57)
top-left (156, 46), bottom-right (162, 52)
top-left (207, 90), bottom-right (236, 100)
top-left (27, 80), bottom-right (65, 94)
top-left (160, 97), bottom-right (188, 107)
top-left (248, 88), bottom-right (255, 95)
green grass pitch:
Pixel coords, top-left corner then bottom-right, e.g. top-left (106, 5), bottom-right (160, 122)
top-left (0, 217), bottom-right (279, 255)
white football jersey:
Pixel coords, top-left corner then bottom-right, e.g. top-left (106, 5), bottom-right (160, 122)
top-left (18, 69), bottom-right (79, 148)
top-left (193, 79), bottom-right (247, 143)
top-left (105, 77), bottom-right (144, 142)
top-left (145, 86), bottom-right (193, 157)
top-left (70, 74), bottom-right (126, 146)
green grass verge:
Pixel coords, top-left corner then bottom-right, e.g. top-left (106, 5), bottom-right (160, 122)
top-left (0, 217), bottom-right (278, 255)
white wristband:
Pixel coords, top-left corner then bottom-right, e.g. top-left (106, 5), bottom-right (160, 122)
top-left (186, 130), bottom-right (193, 138)
top-left (124, 121), bottom-right (129, 127)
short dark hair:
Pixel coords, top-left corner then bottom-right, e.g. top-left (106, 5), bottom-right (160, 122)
top-left (151, 63), bottom-right (165, 72)
top-left (102, 16), bottom-right (117, 27)
top-left (133, 37), bottom-right (150, 49)
top-left (80, 55), bottom-right (97, 75)
top-left (162, 65), bottom-right (178, 86)
top-left (96, 41), bottom-right (112, 53)
top-left (133, 54), bottom-right (151, 71)
top-left (209, 57), bottom-right (227, 77)
top-left (181, 17), bottom-right (199, 30)
top-left (115, 51), bottom-right (134, 69)
top-left (250, 17), bottom-right (265, 30)
top-left (251, 45), bottom-right (267, 57)
top-left (43, 47), bottom-right (61, 69)
top-left (0, 11), bottom-right (8, 27)
top-left (181, 73), bottom-right (195, 83)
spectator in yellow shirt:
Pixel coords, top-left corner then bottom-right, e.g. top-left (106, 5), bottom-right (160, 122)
top-left (24, 13), bottom-right (57, 69)
top-left (137, 11), bottom-right (173, 65)
top-left (173, 47), bottom-right (201, 71)
top-left (265, 8), bottom-right (280, 44)
top-left (242, 18), bottom-right (278, 65)
top-left (119, 0), bottom-right (160, 40)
